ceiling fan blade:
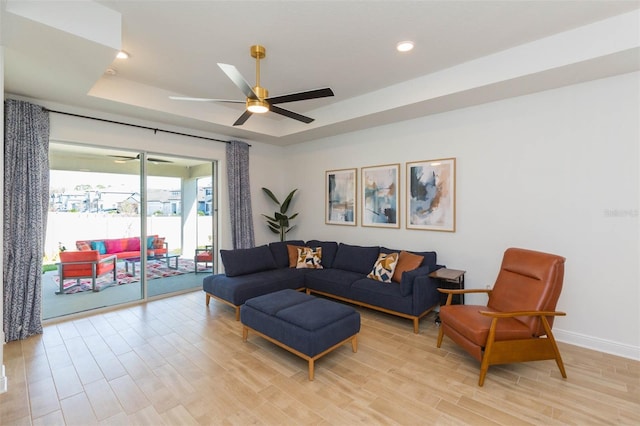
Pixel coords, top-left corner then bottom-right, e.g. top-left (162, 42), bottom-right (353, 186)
top-left (270, 105), bottom-right (314, 124)
top-left (233, 110), bottom-right (253, 126)
top-left (267, 88), bottom-right (334, 105)
top-left (147, 158), bottom-right (172, 163)
top-left (169, 96), bottom-right (244, 104)
top-left (218, 63), bottom-right (258, 100)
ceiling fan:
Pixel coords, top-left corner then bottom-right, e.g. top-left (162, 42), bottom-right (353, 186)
top-left (109, 154), bottom-right (173, 164)
top-left (170, 45), bottom-right (334, 126)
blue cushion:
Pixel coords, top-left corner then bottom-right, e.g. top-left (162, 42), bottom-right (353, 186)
top-left (245, 288), bottom-right (312, 315)
top-left (220, 245), bottom-right (278, 277)
top-left (332, 243), bottom-right (380, 274)
top-left (147, 236), bottom-right (155, 249)
top-left (269, 240), bottom-right (305, 268)
top-left (276, 298), bottom-right (355, 331)
top-left (305, 240), bottom-right (338, 268)
top-left (90, 240), bottom-right (106, 254)
top-left (203, 269), bottom-right (310, 305)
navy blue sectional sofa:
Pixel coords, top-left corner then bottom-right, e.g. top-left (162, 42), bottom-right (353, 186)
top-left (202, 239), bottom-right (444, 333)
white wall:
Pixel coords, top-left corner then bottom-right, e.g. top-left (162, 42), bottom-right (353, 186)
top-left (285, 72), bottom-right (640, 359)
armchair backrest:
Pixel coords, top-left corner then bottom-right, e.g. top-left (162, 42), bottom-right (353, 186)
top-left (488, 248), bottom-right (565, 337)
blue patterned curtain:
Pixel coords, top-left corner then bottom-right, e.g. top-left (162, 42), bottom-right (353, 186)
top-left (226, 140), bottom-right (255, 249)
top-left (3, 100), bottom-right (49, 342)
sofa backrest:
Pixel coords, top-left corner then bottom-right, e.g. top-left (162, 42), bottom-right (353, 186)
top-left (332, 243), bottom-right (380, 275)
top-left (305, 240), bottom-right (339, 268)
top-left (269, 240), bottom-right (306, 268)
top-left (221, 245), bottom-right (278, 277)
top-left (76, 235), bottom-right (161, 255)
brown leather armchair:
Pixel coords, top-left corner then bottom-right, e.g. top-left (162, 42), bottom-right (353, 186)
top-left (437, 247), bottom-right (567, 386)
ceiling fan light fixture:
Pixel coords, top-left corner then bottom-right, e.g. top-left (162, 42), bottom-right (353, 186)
top-left (247, 99), bottom-right (269, 113)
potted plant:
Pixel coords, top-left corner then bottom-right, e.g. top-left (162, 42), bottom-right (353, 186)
top-left (261, 187), bottom-right (298, 241)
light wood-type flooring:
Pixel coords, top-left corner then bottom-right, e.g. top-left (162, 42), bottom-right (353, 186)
top-left (1, 290), bottom-right (639, 425)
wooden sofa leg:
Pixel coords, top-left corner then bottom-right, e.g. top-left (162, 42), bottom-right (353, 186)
top-left (413, 318), bottom-right (419, 334)
top-left (205, 293), bottom-right (211, 306)
top-left (235, 306), bottom-right (240, 321)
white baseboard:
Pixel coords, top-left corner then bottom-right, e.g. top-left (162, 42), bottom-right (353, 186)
top-left (554, 328), bottom-right (640, 361)
top-left (0, 365), bottom-right (7, 394)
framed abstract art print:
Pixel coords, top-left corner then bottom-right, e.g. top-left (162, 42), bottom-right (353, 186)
top-left (326, 168), bottom-right (357, 226)
top-left (406, 158), bottom-right (456, 232)
top-left (361, 164), bottom-right (400, 228)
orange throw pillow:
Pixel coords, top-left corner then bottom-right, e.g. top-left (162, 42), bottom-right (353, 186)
top-left (392, 251), bottom-right (424, 283)
top-left (287, 244), bottom-right (307, 267)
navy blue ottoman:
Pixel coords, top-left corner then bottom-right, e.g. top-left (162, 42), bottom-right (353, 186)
top-left (240, 289), bottom-right (361, 380)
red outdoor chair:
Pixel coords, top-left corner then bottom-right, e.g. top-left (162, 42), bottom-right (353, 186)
top-left (195, 245), bottom-right (213, 274)
top-left (57, 250), bottom-right (117, 293)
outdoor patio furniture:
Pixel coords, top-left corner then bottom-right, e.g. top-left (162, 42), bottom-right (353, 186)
top-left (57, 250), bottom-right (117, 293)
top-left (195, 245), bottom-right (213, 274)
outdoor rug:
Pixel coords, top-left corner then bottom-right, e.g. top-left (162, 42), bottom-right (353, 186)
top-left (54, 258), bottom-right (210, 294)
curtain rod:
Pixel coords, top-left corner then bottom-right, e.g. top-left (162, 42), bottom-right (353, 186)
top-left (44, 108), bottom-right (245, 145)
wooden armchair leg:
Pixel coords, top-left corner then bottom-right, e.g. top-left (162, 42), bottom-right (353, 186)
top-left (436, 326), bottom-right (445, 348)
top-left (543, 318), bottom-right (567, 379)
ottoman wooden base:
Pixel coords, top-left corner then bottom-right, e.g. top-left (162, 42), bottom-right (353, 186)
top-left (242, 325), bottom-right (357, 381)
top-left (240, 289), bottom-right (361, 381)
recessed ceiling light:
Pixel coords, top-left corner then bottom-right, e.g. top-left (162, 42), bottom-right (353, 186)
top-left (396, 41), bottom-right (414, 53)
top-left (116, 51), bottom-right (129, 59)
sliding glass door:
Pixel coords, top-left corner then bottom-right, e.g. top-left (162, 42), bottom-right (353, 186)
top-left (44, 143), bottom-right (216, 320)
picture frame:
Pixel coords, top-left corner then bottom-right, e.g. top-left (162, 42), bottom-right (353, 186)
top-left (326, 168), bottom-right (357, 226)
top-left (406, 158), bottom-right (456, 232)
top-left (361, 163), bottom-right (400, 228)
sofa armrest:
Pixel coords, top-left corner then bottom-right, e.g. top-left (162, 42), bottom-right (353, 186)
top-left (412, 273), bottom-right (441, 313)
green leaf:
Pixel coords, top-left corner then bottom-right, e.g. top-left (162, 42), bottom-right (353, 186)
top-left (280, 189), bottom-right (298, 213)
top-left (262, 187), bottom-right (280, 205)
top-left (261, 213), bottom-right (278, 222)
top-left (267, 225), bottom-right (279, 234)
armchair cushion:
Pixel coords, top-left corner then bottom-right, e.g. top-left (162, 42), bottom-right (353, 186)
top-left (440, 305), bottom-right (531, 346)
top-left (196, 248), bottom-right (213, 262)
